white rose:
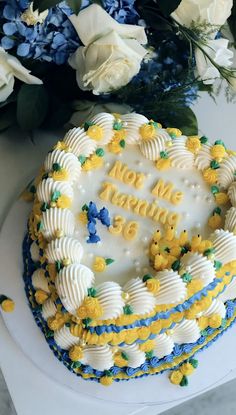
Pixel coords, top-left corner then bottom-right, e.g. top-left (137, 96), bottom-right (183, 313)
top-left (171, 0), bottom-right (233, 28)
top-left (0, 47), bottom-right (42, 102)
top-left (195, 39), bottom-right (234, 84)
top-left (68, 4), bottom-right (147, 94)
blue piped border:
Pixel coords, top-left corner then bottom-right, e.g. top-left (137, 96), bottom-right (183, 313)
top-left (22, 232), bottom-right (236, 382)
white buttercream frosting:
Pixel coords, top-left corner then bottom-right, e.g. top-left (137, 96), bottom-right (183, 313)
top-left (44, 149), bottom-right (81, 182)
top-left (120, 344), bottom-right (146, 368)
top-left (45, 236), bottom-right (84, 263)
top-left (36, 178), bottom-right (73, 204)
top-left (224, 207), bottom-right (236, 234)
top-left (41, 208), bottom-right (75, 241)
top-left (120, 113), bottom-right (149, 144)
top-left (54, 325), bottom-right (80, 350)
top-left (201, 299), bottom-right (226, 319)
top-left (30, 241), bottom-right (40, 262)
top-left (81, 345), bottom-right (114, 371)
top-left (155, 270), bottom-right (187, 305)
top-left (153, 334), bottom-right (174, 359)
top-left (63, 127), bottom-right (97, 157)
top-left (89, 112), bottom-right (114, 145)
top-left (218, 155), bottom-right (236, 189)
top-left (31, 269), bottom-right (50, 293)
top-left (194, 143), bottom-right (212, 170)
top-left (210, 229), bottom-right (236, 265)
top-left (139, 129), bottom-right (170, 161)
top-left (228, 182), bottom-right (236, 207)
top-left (42, 299), bottom-right (57, 320)
top-left (55, 264), bottom-right (95, 315)
top-left (123, 277), bottom-right (156, 315)
top-left (218, 277), bottom-right (236, 302)
top-left (171, 320), bottom-right (201, 344)
top-left (179, 252), bottom-right (215, 287)
top-left (96, 281), bottom-right (125, 320)
top-left (168, 136), bottom-right (194, 169)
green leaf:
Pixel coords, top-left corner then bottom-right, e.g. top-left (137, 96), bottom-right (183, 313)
top-left (158, 0), bottom-right (181, 16)
top-left (33, 0), bottom-right (59, 12)
top-left (67, 0), bottom-right (82, 14)
top-left (121, 352), bottom-right (129, 361)
top-left (228, 0), bottom-right (236, 44)
top-left (17, 84), bottom-right (49, 131)
top-left (142, 274), bottom-right (152, 283)
top-left (166, 107), bottom-right (198, 136)
top-left (0, 104), bottom-right (16, 131)
top-left (123, 304), bottom-right (133, 315)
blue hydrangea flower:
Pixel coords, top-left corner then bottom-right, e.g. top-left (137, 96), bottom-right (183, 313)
top-left (103, 0), bottom-right (139, 24)
top-left (1, 0), bottom-right (79, 64)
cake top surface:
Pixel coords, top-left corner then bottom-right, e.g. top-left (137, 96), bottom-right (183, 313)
top-left (28, 111), bottom-right (236, 321)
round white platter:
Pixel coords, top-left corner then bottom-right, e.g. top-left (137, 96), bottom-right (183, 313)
top-left (1, 198), bottom-right (236, 406)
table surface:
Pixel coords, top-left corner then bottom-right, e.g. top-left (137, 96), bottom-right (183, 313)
top-left (0, 90), bottom-right (236, 415)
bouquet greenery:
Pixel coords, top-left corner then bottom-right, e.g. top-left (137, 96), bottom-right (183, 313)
top-left (1, 0), bottom-right (236, 136)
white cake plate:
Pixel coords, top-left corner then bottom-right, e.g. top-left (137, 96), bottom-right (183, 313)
top-left (1, 198), bottom-right (236, 406)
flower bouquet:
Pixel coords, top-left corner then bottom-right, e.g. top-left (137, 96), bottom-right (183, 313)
top-left (1, 0), bottom-right (236, 135)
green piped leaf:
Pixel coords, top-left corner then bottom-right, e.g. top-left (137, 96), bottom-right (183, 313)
top-left (210, 160), bottom-right (220, 170)
top-left (51, 190), bottom-right (61, 202)
top-left (96, 148), bottom-right (105, 157)
top-left (145, 350), bottom-right (154, 359)
top-left (172, 259), bottom-right (180, 272)
top-left (84, 121), bottom-right (95, 131)
top-left (120, 139), bottom-right (126, 148)
top-left (52, 163), bottom-right (61, 172)
top-left (189, 358), bottom-right (198, 369)
top-left (82, 317), bottom-right (93, 328)
top-left (214, 260), bottom-right (222, 270)
top-left (200, 136), bottom-right (208, 144)
top-left (78, 155), bottom-right (86, 165)
top-left (121, 351), bottom-right (129, 361)
top-left (213, 207), bottom-right (222, 215)
top-left (181, 273), bottom-right (192, 283)
top-left (142, 274), bottom-right (152, 282)
top-left (88, 287), bottom-right (97, 297)
top-left (211, 185), bottom-right (219, 195)
top-left (105, 258), bottom-right (115, 265)
top-left (123, 304), bottom-right (133, 315)
top-left (180, 375), bottom-right (188, 387)
top-left (160, 151), bottom-right (169, 159)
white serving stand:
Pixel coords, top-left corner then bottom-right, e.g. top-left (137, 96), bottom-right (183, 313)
top-left (1, 90), bottom-right (236, 414)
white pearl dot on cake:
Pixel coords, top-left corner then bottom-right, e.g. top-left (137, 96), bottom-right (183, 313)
top-left (194, 222), bottom-right (201, 228)
top-left (124, 249), bottom-right (130, 256)
top-left (183, 179), bottom-right (189, 185)
top-left (195, 183), bottom-right (201, 189)
top-left (136, 161), bottom-right (143, 167)
top-left (134, 260), bottom-right (140, 266)
top-left (190, 184), bottom-right (195, 190)
top-left (147, 173), bottom-right (152, 178)
top-left (123, 121), bottom-right (128, 127)
top-left (182, 212), bottom-right (190, 220)
top-left (105, 162), bottom-right (110, 168)
top-left (142, 236), bottom-right (149, 244)
top-left (81, 188), bottom-right (85, 194)
top-left (194, 195), bottom-right (200, 201)
top-left (88, 253), bottom-right (94, 258)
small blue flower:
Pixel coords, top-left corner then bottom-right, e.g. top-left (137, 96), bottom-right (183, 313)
top-left (87, 234), bottom-right (101, 244)
top-left (98, 207), bottom-right (111, 227)
top-left (87, 220), bottom-right (97, 235)
top-left (88, 201), bottom-right (99, 219)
